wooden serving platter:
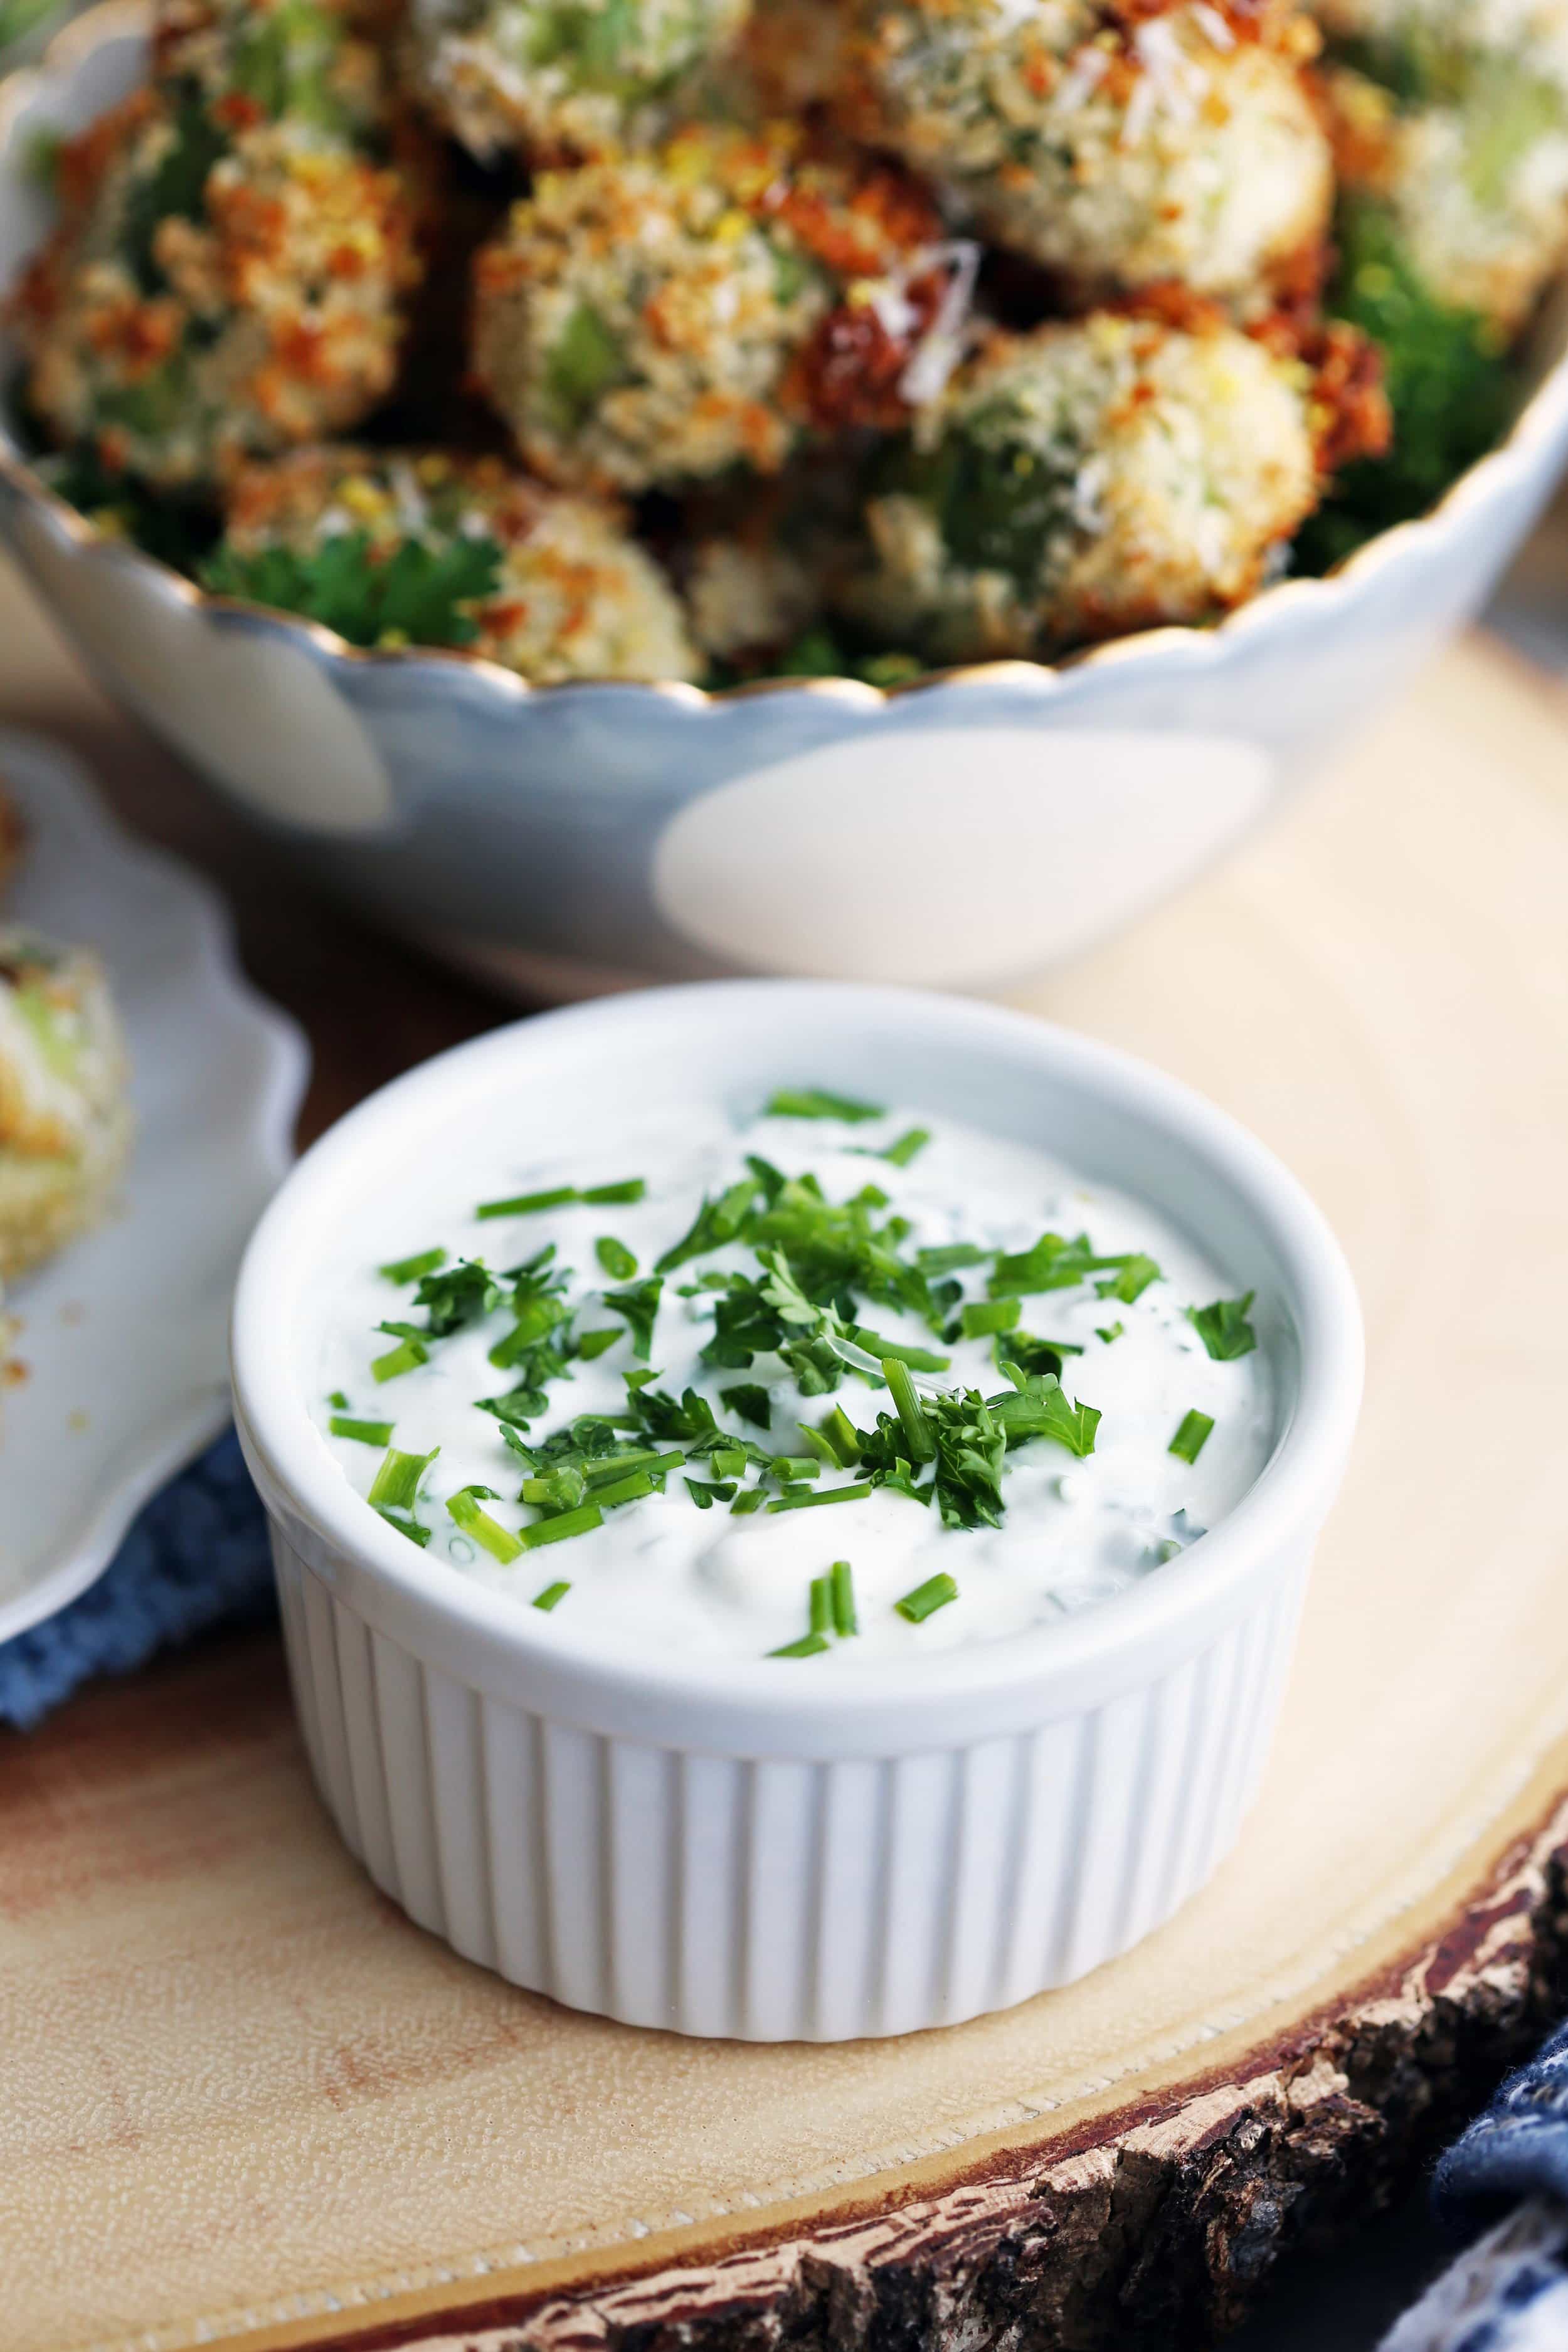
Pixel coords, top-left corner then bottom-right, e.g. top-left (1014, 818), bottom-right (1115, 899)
top-left (4, 574), bottom-right (1568, 2352)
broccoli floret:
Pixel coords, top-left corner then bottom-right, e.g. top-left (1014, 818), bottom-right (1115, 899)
top-left (1295, 196), bottom-right (1515, 573)
top-left (201, 530), bottom-right (504, 646)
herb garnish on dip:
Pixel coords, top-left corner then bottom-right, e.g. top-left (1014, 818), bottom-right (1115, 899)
top-left (314, 1097), bottom-right (1273, 1658)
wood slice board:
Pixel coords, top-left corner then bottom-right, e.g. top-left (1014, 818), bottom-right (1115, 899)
top-left (6, 623), bottom-right (1568, 2352)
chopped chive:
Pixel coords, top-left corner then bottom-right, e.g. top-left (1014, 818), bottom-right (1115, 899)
top-left (768, 1632), bottom-right (830, 1658)
top-left (521, 1466), bottom-right (588, 1513)
top-left (532, 1580), bottom-right (571, 1611)
top-left (331, 1414), bottom-right (395, 1446)
top-left (771, 1456), bottom-right (822, 1482)
top-left (477, 1185), bottom-right (578, 1219)
top-left (1187, 1293), bottom-right (1258, 1361)
top-left (918, 1243), bottom-right (989, 1274)
top-left (721, 1382), bottom-right (772, 1430)
top-left (709, 1441), bottom-right (746, 1480)
top-left (764, 1088), bottom-right (885, 1122)
top-left (1095, 1322), bottom-right (1125, 1345)
top-left (580, 1179), bottom-right (646, 1205)
top-left (1170, 1409), bottom-right (1215, 1465)
top-left (377, 1507), bottom-right (430, 1547)
top-left (830, 1559), bottom-right (857, 1637)
top-left (328, 1389), bottom-right (349, 1410)
top-left (849, 1325), bottom-right (950, 1370)
top-left (368, 1444), bottom-right (438, 1510)
top-left (795, 1423), bottom-right (845, 1469)
top-left (960, 1298), bottom-right (1020, 1340)
top-left (809, 1574), bottom-right (834, 1638)
top-left (583, 1446), bottom-right (682, 1486)
top-left (379, 1244), bottom-right (447, 1285)
top-left (850, 1181), bottom-right (891, 1210)
top-left (895, 1572), bottom-right (958, 1624)
top-left (576, 1327), bottom-right (622, 1360)
top-left (590, 1469), bottom-right (657, 1508)
top-left (730, 1485), bottom-right (766, 1515)
top-left (817, 1405), bottom-right (863, 1467)
top-left (447, 1486), bottom-right (523, 1564)
top-left (595, 1235), bottom-right (638, 1279)
top-left (371, 1336), bottom-right (426, 1383)
top-left (880, 1128), bottom-right (930, 1167)
top-left (520, 1502), bottom-right (604, 1550)
top-left (654, 1175), bottom-right (760, 1273)
top-left (766, 1480), bottom-right (873, 1513)
top-left (882, 1358), bottom-right (933, 1463)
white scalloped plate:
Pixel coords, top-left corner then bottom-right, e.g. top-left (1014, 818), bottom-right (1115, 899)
top-left (0, 729), bottom-right (308, 1641)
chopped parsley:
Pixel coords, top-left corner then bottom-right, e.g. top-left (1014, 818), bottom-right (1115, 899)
top-left (601, 1276), bottom-right (662, 1360)
top-left (721, 1382), bottom-right (773, 1429)
top-left (1188, 1294), bottom-right (1258, 1361)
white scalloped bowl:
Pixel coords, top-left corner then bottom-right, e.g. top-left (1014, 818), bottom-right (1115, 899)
top-left (3, 4), bottom-right (1568, 997)
top-left (231, 981), bottom-right (1364, 2040)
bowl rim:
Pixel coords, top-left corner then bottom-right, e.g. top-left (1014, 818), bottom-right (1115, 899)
top-left (4, 0), bottom-right (1568, 717)
top-left (230, 980), bottom-right (1364, 1740)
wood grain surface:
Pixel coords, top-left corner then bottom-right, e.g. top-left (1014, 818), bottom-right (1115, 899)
top-left (4, 566), bottom-right (1568, 2352)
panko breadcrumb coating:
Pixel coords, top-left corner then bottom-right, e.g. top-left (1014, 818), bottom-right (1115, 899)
top-left (13, 88), bottom-right (423, 488)
top-left (840, 0), bottom-right (1332, 307)
top-left (406, 0), bottom-right (751, 164)
top-left (212, 445), bottom-right (701, 680)
top-left (471, 123), bottom-right (965, 492)
top-left (0, 930), bottom-right (130, 1283)
top-left (1322, 48), bottom-right (1568, 333)
top-left (839, 308), bottom-right (1384, 660)
top-left (153, 0), bottom-right (397, 143)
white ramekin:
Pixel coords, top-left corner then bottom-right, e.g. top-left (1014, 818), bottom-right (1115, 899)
top-left (231, 982), bottom-right (1362, 2042)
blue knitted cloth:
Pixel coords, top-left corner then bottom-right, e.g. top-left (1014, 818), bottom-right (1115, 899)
top-left (1379, 2023), bottom-right (1568, 2350)
top-left (0, 1429), bottom-right (276, 1730)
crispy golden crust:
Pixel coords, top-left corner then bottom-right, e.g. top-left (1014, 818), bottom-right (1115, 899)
top-left (471, 124), bottom-right (951, 492)
top-left (12, 76), bottom-right (423, 487)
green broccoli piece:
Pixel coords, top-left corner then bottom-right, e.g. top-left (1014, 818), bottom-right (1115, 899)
top-left (201, 529), bottom-right (504, 647)
top-left (1295, 197), bottom-right (1515, 574)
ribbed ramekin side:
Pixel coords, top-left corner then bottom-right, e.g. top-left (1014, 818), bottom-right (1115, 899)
top-left (269, 1530), bottom-right (1311, 2040)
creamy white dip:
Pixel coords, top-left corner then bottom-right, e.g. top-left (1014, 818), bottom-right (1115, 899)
top-left (312, 1098), bottom-right (1274, 1661)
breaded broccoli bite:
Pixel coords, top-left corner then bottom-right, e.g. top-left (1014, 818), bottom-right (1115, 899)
top-left (1322, 53), bottom-right (1568, 333)
top-left (840, 0), bottom-right (1332, 307)
top-left (153, 0), bottom-right (396, 142)
top-left (13, 88), bottom-right (423, 489)
top-left (0, 931), bottom-right (130, 1283)
top-left (208, 444), bottom-right (701, 680)
top-left (838, 308), bottom-right (1383, 660)
top-left (407, 0), bottom-right (753, 162)
top-left (471, 123), bottom-right (960, 492)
